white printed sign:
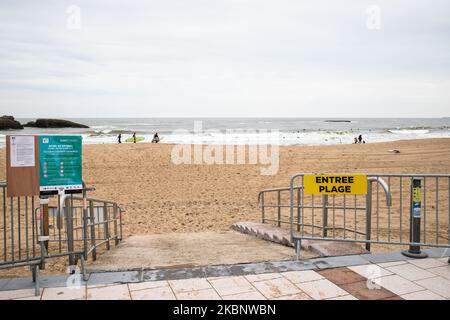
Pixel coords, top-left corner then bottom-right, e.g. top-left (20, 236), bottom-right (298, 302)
top-left (10, 136), bottom-right (35, 167)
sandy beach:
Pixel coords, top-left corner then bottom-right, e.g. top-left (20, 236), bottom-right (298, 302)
top-left (1, 138), bottom-right (450, 276)
top-left (2, 138), bottom-right (450, 237)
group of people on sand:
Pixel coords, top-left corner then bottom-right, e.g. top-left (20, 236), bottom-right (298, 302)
top-left (354, 135), bottom-right (366, 144)
top-left (117, 132), bottom-right (160, 144)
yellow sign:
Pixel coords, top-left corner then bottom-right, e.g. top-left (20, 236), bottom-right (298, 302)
top-left (304, 174), bottom-right (367, 195)
top-left (412, 188), bottom-right (421, 203)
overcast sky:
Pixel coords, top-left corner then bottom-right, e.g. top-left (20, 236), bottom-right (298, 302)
top-left (0, 0), bottom-right (449, 118)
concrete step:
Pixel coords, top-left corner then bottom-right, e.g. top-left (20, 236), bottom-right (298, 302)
top-left (231, 221), bottom-right (368, 257)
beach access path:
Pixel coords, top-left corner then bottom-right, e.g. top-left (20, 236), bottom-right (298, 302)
top-left (0, 248), bottom-right (449, 300)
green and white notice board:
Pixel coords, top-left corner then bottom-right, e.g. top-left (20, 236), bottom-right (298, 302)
top-left (39, 135), bottom-right (83, 193)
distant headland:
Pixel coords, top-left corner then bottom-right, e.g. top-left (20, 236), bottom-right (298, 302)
top-left (0, 116), bottom-right (89, 130)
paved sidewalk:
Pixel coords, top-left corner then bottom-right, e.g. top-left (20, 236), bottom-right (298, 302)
top-left (1, 249), bottom-right (449, 300)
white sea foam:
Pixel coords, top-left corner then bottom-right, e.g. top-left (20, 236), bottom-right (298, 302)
top-left (388, 129), bottom-right (430, 135)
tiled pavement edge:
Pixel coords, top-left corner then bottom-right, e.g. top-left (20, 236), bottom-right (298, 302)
top-left (0, 248), bottom-right (449, 300)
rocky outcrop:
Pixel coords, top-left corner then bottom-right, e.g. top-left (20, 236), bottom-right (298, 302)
top-left (24, 119), bottom-right (89, 128)
top-left (0, 115), bottom-right (24, 130)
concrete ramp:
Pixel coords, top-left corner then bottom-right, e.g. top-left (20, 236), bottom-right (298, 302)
top-left (232, 222), bottom-right (368, 257)
top-left (87, 231), bottom-right (318, 272)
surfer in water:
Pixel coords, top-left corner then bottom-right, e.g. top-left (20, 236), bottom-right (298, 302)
top-left (152, 132), bottom-right (160, 143)
top-left (132, 132), bottom-right (136, 143)
top-left (118, 134), bottom-right (122, 144)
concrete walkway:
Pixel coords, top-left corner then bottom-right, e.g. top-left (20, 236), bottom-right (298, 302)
top-left (0, 248), bottom-right (449, 300)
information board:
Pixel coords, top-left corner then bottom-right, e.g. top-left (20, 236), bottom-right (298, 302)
top-left (10, 135), bottom-right (35, 167)
top-left (39, 135), bottom-right (83, 192)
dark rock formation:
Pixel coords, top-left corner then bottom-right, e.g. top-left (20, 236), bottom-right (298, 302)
top-left (24, 119), bottom-right (89, 128)
top-left (0, 115), bottom-right (24, 130)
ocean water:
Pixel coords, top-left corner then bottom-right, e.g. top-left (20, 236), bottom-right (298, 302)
top-left (1, 118), bottom-right (449, 147)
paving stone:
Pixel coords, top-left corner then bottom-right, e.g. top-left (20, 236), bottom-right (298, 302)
top-left (13, 295), bottom-right (42, 300)
top-left (0, 278), bottom-right (10, 290)
top-left (349, 264), bottom-right (392, 279)
top-left (317, 268), bottom-right (366, 285)
top-left (312, 255), bottom-right (370, 269)
top-left (281, 270), bottom-right (323, 284)
top-left (296, 279), bottom-right (348, 300)
top-left (326, 294), bottom-right (358, 300)
top-left (422, 248), bottom-right (450, 258)
top-left (0, 277), bottom-right (40, 291)
top-left (130, 286), bottom-right (176, 300)
top-left (415, 276), bottom-right (450, 298)
top-left (377, 261), bottom-right (408, 268)
top-left (209, 276), bottom-right (255, 296)
top-left (340, 281), bottom-right (396, 300)
top-left (381, 295), bottom-right (403, 300)
top-left (87, 271), bottom-right (140, 286)
top-left (175, 289), bottom-right (221, 300)
top-left (271, 292), bottom-right (311, 300)
top-left (128, 280), bottom-right (169, 291)
top-left (386, 264), bottom-right (436, 281)
top-left (361, 252), bottom-right (409, 264)
top-left (427, 265), bottom-right (450, 280)
top-left (269, 260), bottom-right (316, 272)
top-left (169, 278), bottom-right (212, 294)
top-left (222, 291), bottom-right (267, 300)
top-left (252, 277), bottom-right (301, 299)
top-left (0, 288), bottom-right (42, 300)
top-left (407, 258), bottom-right (448, 269)
top-left (401, 290), bottom-right (446, 300)
top-left (40, 274), bottom-right (87, 288)
top-left (87, 284), bottom-right (131, 300)
top-left (244, 273), bottom-right (282, 283)
top-left (373, 275), bottom-right (424, 296)
top-left (437, 257), bottom-right (450, 263)
top-left (42, 286), bottom-right (86, 300)
top-left (143, 267), bottom-right (206, 282)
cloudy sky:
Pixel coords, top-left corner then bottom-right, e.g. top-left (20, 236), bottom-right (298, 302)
top-left (0, 0), bottom-right (449, 118)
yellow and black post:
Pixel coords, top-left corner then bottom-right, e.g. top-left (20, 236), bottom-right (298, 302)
top-left (402, 178), bottom-right (428, 258)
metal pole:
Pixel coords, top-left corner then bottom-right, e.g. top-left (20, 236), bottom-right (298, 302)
top-left (261, 193), bottom-right (265, 223)
top-left (39, 197), bottom-right (49, 270)
top-left (89, 200), bottom-right (97, 261)
top-left (402, 177), bottom-right (428, 258)
top-left (42, 198), bottom-right (49, 251)
top-left (365, 181), bottom-right (372, 251)
top-left (277, 191), bottom-right (281, 227)
top-left (113, 203), bottom-right (119, 246)
top-left (103, 202), bottom-right (110, 250)
top-left (64, 195), bottom-right (76, 271)
top-left (322, 195), bottom-right (328, 238)
top-left (82, 183), bottom-right (88, 260)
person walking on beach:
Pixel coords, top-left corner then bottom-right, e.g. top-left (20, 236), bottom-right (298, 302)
top-left (117, 134), bottom-right (122, 144)
top-left (354, 137), bottom-right (358, 144)
top-left (358, 135), bottom-right (363, 144)
top-left (152, 132), bottom-right (160, 143)
top-left (132, 132), bottom-right (137, 143)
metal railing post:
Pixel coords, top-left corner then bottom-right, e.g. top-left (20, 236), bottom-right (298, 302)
top-left (261, 193), bottom-right (265, 223)
top-left (82, 183), bottom-right (88, 260)
top-left (89, 200), bottom-right (97, 261)
top-left (322, 195), bottom-right (328, 238)
top-left (402, 177), bottom-right (428, 258)
top-left (277, 190), bottom-right (281, 227)
top-left (365, 181), bottom-right (372, 251)
top-left (113, 203), bottom-right (119, 246)
top-left (39, 197), bottom-right (49, 270)
top-left (103, 202), bottom-right (110, 250)
top-left (297, 188), bottom-right (301, 232)
top-left (65, 196), bottom-right (76, 271)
